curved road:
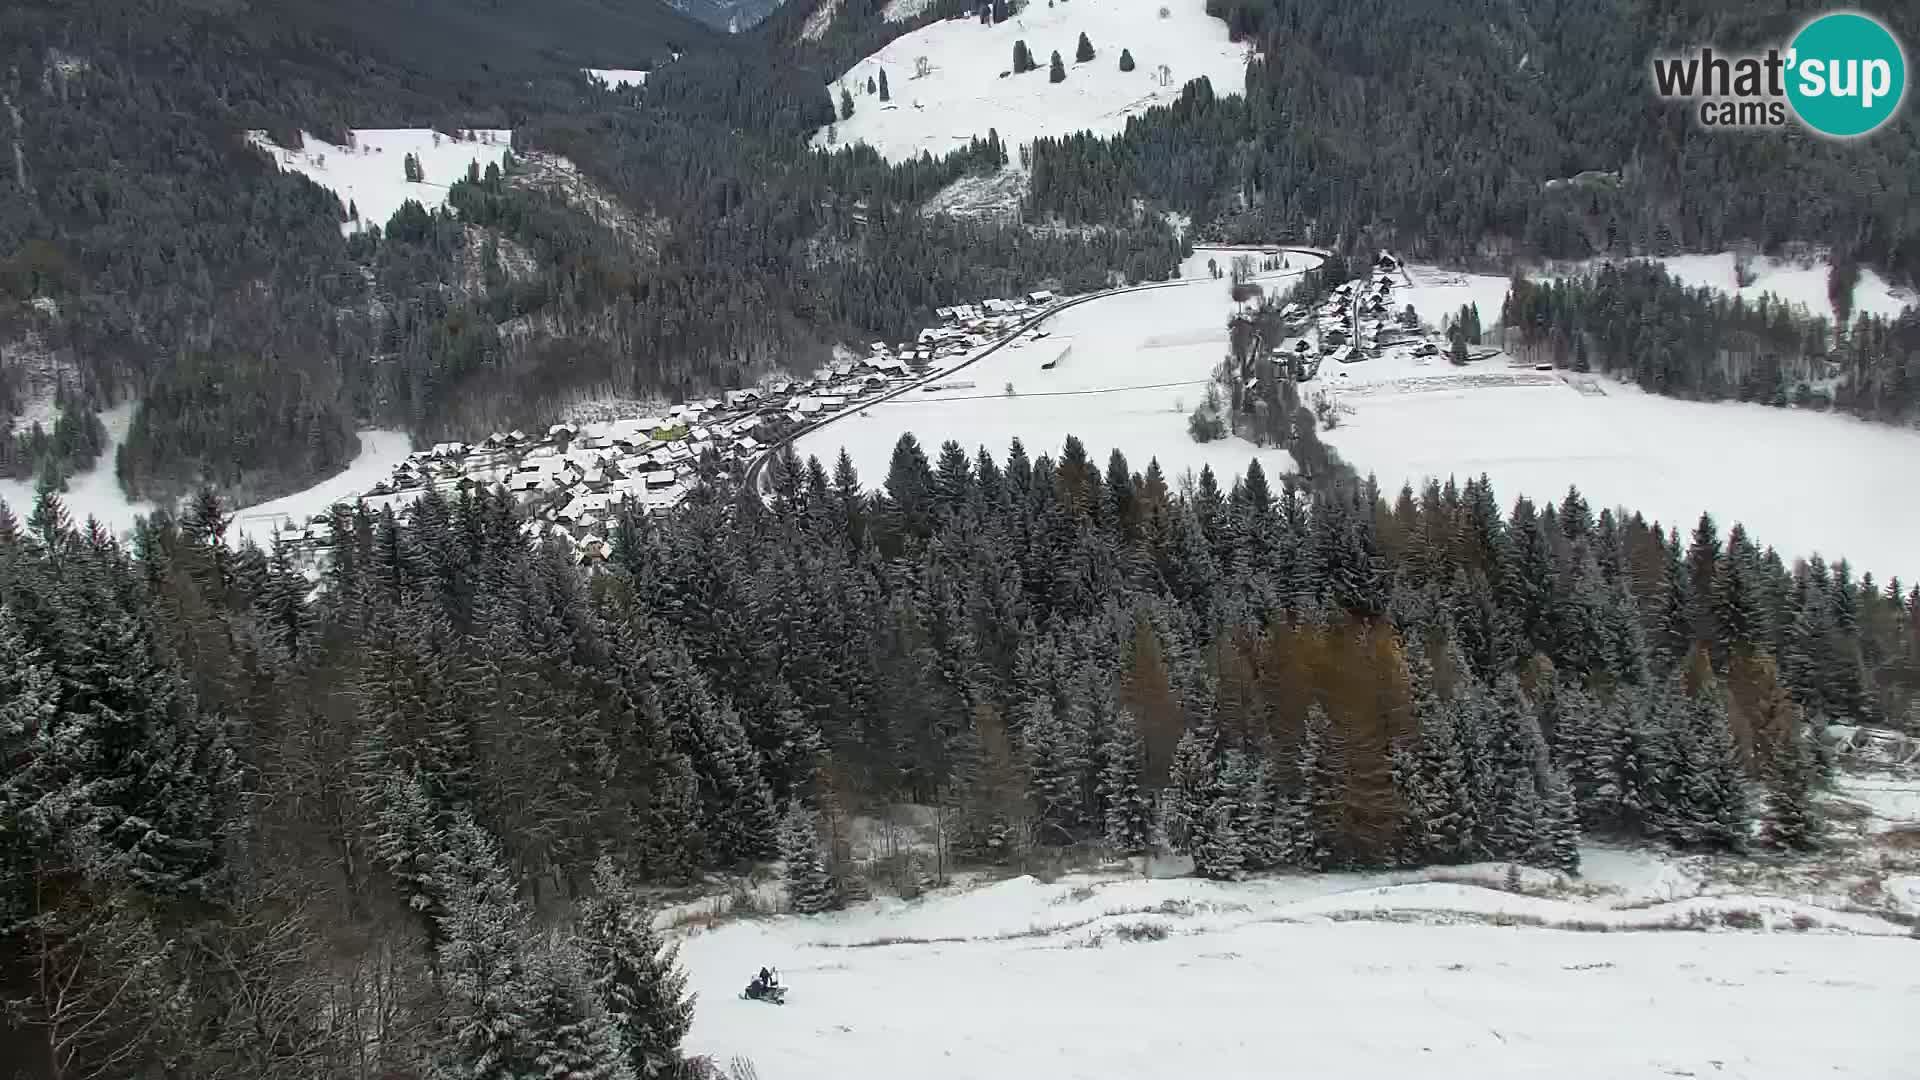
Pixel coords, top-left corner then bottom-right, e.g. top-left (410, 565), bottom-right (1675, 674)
top-left (743, 245), bottom-right (1327, 496)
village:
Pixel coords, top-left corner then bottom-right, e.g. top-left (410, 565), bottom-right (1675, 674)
top-left (265, 289), bottom-right (1062, 567)
top-left (1263, 252), bottom-right (1445, 382)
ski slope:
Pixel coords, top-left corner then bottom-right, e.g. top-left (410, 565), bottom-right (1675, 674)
top-left (676, 859), bottom-right (1914, 1079)
top-left (813, 0), bottom-right (1254, 162)
top-left (247, 128), bottom-right (514, 234)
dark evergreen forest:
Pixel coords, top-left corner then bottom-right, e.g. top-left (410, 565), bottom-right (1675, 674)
top-left (3, 414), bottom-right (1913, 1076)
top-left (1026, 1), bottom-right (1920, 285)
top-left (0, 0), bottom-right (1169, 505)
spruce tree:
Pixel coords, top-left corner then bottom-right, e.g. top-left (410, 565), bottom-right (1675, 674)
top-left (1049, 51), bottom-right (1067, 83)
top-left (434, 811), bottom-right (539, 1080)
top-left (1076, 32), bottom-right (1095, 63)
top-left (839, 87), bottom-right (854, 120)
top-left (1119, 48), bottom-right (1136, 72)
top-left (879, 68), bottom-right (890, 100)
top-left (1013, 40), bottom-right (1036, 74)
top-left (1761, 724), bottom-right (1821, 851)
top-left (1099, 709), bottom-right (1153, 854)
top-left (780, 801), bottom-right (838, 915)
top-left (582, 858), bottom-right (695, 1079)
top-left (1536, 768), bottom-right (1582, 873)
top-left (525, 945), bottom-right (631, 1080)
top-left (1292, 704), bottom-right (1346, 869)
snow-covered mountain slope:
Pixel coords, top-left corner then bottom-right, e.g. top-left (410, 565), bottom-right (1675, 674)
top-left (247, 128), bottom-right (513, 235)
top-left (813, 0), bottom-right (1252, 163)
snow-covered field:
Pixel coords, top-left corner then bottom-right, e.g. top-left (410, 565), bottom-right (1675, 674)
top-left (676, 847), bottom-right (1916, 1078)
top-left (1540, 252), bottom-right (1913, 323)
top-left (226, 430), bottom-right (414, 549)
top-left (798, 250), bottom-right (1920, 584)
top-left (0, 402), bottom-right (153, 533)
top-left (247, 128), bottom-right (513, 234)
top-left (814, 0), bottom-right (1253, 162)
top-left (1316, 350), bottom-right (1920, 584)
top-left (792, 248), bottom-right (1323, 489)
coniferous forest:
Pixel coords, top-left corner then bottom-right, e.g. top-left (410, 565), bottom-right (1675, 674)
top-left (4, 420), bottom-right (1914, 1075)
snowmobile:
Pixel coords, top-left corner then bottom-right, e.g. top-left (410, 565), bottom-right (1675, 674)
top-left (741, 971), bottom-right (787, 1005)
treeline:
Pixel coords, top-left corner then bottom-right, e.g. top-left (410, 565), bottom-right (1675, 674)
top-left (1024, 0), bottom-right (1920, 286)
top-left (1503, 262), bottom-right (1920, 419)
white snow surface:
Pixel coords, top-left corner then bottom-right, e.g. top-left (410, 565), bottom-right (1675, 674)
top-left (0, 402), bottom-right (154, 534)
top-left (793, 248), bottom-right (1323, 490)
top-left (1651, 253), bottom-right (1913, 322)
top-left (880, 0), bottom-right (935, 22)
top-left (677, 862), bottom-right (1915, 1078)
top-left (247, 128), bottom-right (513, 234)
top-left (797, 252), bottom-right (1920, 583)
top-left (226, 430), bottom-right (414, 549)
top-left (1315, 344), bottom-right (1920, 584)
top-left (1541, 252), bottom-right (1914, 323)
top-left (584, 68), bottom-right (649, 89)
top-left (814, 0), bottom-right (1254, 163)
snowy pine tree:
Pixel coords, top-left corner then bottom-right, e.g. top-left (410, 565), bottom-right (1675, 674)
top-left (780, 801), bottom-right (838, 915)
top-left (1099, 709), bottom-right (1153, 854)
top-left (1292, 704), bottom-right (1346, 869)
top-left (434, 811), bottom-right (539, 1080)
top-left (1761, 723), bottom-right (1821, 851)
top-left (1535, 767), bottom-right (1582, 873)
top-left (526, 943), bottom-right (632, 1080)
top-left (581, 859), bottom-right (695, 1080)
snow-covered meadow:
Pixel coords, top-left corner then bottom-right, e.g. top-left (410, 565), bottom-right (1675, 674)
top-left (813, 0), bottom-right (1254, 162)
top-left (225, 430), bottom-right (415, 549)
top-left (1538, 252), bottom-right (1914, 323)
top-left (674, 842), bottom-right (1917, 1079)
top-left (0, 402), bottom-right (153, 533)
top-left (246, 128), bottom-right (513, 234)
top-left (584, 68), bottom-right (650, 90)
top-left (791, 247), bottom-right (1322, 492)
top-left (796, 249), bottom-right (1920, 584)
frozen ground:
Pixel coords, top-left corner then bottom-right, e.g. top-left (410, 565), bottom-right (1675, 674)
top-left (813, 0), bottom-right (1253, 163)
top-left (1539, 252), bottom-right (1913, 323)
top-left (247, 128), bottom-right (513, 234)
top-left (676, 846), bottom-right (1916, 1078)
top-left (226, 430), bottom-right (414, 549)
top-left (792, 250), bottom-right (1324, 489)
top-left (0, 402), bottom-right (154, 534)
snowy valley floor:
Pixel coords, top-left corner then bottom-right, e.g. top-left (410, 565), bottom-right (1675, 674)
top-left (670, 770), bottom-right (1920, 1078)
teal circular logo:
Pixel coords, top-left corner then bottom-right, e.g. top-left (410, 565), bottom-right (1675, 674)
top-left (1785, 12), bottom-right (1906, 137)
